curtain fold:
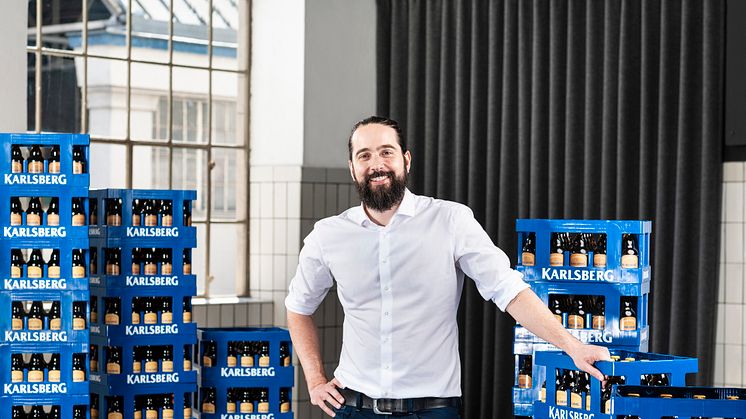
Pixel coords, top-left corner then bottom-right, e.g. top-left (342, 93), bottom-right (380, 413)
top-left (377, 0), bottom-right (724, 417)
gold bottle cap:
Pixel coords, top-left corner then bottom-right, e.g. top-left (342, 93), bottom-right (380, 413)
top-left (726, 395), bottom-right (740, 400)
top-left (628, 393), bottom-right (640, 397)
top-left (622, 357), bottom-right (636, 362)
top-left (660, 394), bottom-right (673, 398)
top-left (693, 395), bottom-right (706, 400)
top-left (610, 355), bottom-right (621, 361)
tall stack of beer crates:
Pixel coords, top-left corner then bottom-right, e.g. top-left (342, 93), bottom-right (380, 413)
top-left (88, 189), bottom-right (197, 419)
top-left (512, 219), bottom-right (651, 418)
top-left (1, 133), bottom-right (91, 418)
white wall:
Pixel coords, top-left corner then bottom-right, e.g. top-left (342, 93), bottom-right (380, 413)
top-left (0, 1), bottom-right (27, 131)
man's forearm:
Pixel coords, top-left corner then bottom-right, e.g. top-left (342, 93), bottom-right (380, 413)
top-left (506, 288), bottom-right (582, 353)
top-left (287, 310), bottom-right (328, 388)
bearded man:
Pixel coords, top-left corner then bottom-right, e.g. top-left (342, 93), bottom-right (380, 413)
top-left (285, 116), bottom-right (610, 418)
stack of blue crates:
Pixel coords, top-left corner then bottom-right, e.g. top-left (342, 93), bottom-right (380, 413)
top-left (88, 189), bottom-right (197, 419)
top-left (196, 327), bottom-right (294, 418)
top-left (0, 133), bottom-right (91, 418)
top-left (512, 219), bottom-right (651, 417)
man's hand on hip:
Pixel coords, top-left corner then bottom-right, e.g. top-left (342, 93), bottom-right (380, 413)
top-left (566, 342), bottom-right (612, 384)
top-left (310, 377), bottom-right (345, 417)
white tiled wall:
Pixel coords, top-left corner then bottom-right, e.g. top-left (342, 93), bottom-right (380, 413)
top-left (714, 161), bottom-right (746, 386)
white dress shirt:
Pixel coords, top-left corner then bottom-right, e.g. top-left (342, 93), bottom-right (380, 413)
top-left (285, 189), bottom-right (528, 399)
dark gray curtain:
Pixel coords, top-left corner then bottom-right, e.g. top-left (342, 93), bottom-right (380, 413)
top-left (376, 0), bottom-right (724, 417)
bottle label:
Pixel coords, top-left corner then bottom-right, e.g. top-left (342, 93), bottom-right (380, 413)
top-left (50, 318), bottom-right (62, 330)
top-left (132, 312), bottom-right (140, 324)
top-left (144, 263), bottom-right (157, 275)
top-left (105, 313), bottom-right (120, 325)
top-left (162, 312), bottom-right (173, 324)
top-left (11, 266), bottom-right (21, 278)
top-left (72, 266), bottom-right (85, 278)
top-left (259, 356), bottom-right (270, 367)
top-left (585, 395), bottom-right (591, 410)
top-left (11, 370), bottom-right (23, 382)
top-left (183, 264), bottom-right (192, 275)
top-left (567, 315), bottom-right (584, 329)
top-left (49, 161), bottom-right (60, 174)
top-left (592, 315), bottom-right (605, 330)
top-left (518, 374), bottom-right (532, 389)
top-left (28, 266), bottom-right (42, 278)
top-left (28, 370), bottom-right (44, 382)
top-left (257, 402), bottom-right (269, 413)
top-left (73, 161), bottom-right (83, 174)
top-left (73, 318), bottom-right (86, 330)
top-left (107, 363), bottom-right (121, 374)
top-left (28, 317), bottom-right (43, 330)
top-left (540, 388), bottom-right (546, 403)
top-left (203, 356), bottom-right (213, 367)
top-left (183, 311), bottom-right (192, 323)
top-left (283, 356), bottom-right (291, 367)
top-left (570, 392), bottom-right (582, 409)
top-left (28, 161), bottom-right (44, 174)
top-left (132, 215), bottom-right (141, 226)
top-left (184, 408), bottom-right (191, 419)
top-left (106, 264), bottom-right (120, 276)
top-left (227, 356), bottom-right (237, 367)
top-left (241, 356), bottom-right (254, 367)
top-left (621, 254), bottom-right (639, 269)
top-left (132, 264), bottom-right (141, 275)
top-left (620, 316), bottom-right (637, 331)
top-left (48, 266), bottom-right (61, 278)
top-left (521, 252), bottom-right (535, 266)
top-left (12, 318), bottom-right (22, 330)
top-left (162, 264), bottom-right (173, 275)
top-left (594, 253), bottom-right (607, 267)
top-left (72, 214), bottom-right (86, 226)
top-left (134, 412), bottom-right (142, 419)
top-left (11, 161), bottom-right (22, 173)
top-left (202, 403), bottom-right (215, 414)
top-left (145, 360), bottom-right (158, 373)
top-left (604, 400), bottom-right (610, 414)
top-left (91, 360), bottom-right (98, 372)
top-left (10, 213), bottom-right (22, 225)
top-left (144, 312), bottom-right (158, 324)
top-left (162, 215), bottom-right (173, 227)
top-left (184, 359), bottom-right (191, 371)
top-left (91, 408), bottom-right (99, 419)
top-left (281, 402), bottom-right (290, 413)
top-left (48, 213), bottom-right (61, 226)
top-left (107, 215), bottom-right (121, 227)
top-left (555, 391), bottom-right (567, 406)
top-left (73, 369), bottom-right (85, 382)
top-left (549, 253), bottom-right (563, 266)
top-left (133, 361), bottom-right (141, 373)
top-left (569, 254), bottom-right (588, 267)
top-left (162, 408), bottom-right (174, 419)
top-left (108, 413), bottom-right (122, 419)
top-left (227, 402), bottom-right (236, 413)
top-left (146, 410), bottom-right (158, 419)
top-left (240, 402), bottom-right (254, 413)
top-left (162, 360), bottom-right (173, 372)
top-left (145, 215), bottom-right (158, 227)
top-left (91, 311), bottom-right (98, 323)
top-left (26, 214), bottom-right (41, 226)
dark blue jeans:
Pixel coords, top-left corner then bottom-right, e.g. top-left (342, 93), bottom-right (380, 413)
top-left (332, 405), bottom-right (460, 418)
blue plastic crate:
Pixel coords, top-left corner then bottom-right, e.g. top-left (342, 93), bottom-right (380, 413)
top-left (89, 188), bottom-right (196, 234)
top-left (88, 237), bottom-right (195, 284)
top-left (91, 383), bottom-right (197, 419)
top-left (1, 393), bottom-right (89, 419)
top-left (0, 133), bottom-right (90, 189)
top-left (196, 381), bottom-right (294, 419)
top-left (0, 343), bottom-right (90, 396)
top-left (0, 290), bottom-right (90, 344)
top-left (513, 402), bottom-right (533, 417)
top-left (516, 219), bottom-right (651, 283)
top-left (0, 192), bottom-right (91, 236)
top-left (0, 243), bottom-right (90, 288)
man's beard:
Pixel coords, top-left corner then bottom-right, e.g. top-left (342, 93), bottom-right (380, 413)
top-left (354, 169), bottom-right (408, 211)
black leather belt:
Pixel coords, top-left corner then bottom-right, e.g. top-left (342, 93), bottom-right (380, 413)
top-left (340, 388), bottom-right (461, 415)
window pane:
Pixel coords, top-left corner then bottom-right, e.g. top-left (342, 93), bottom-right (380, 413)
top-left (208, 223), bottom-right (246, 297)
top-left (212, 0), bottom-right (241, 71)
top-left (131, 63), bottom-right (169, 142)
top-left (27, 53), bottom-right (82, 133)
top-left (211, 148), bottom-right (246, 221)
top-left (212, 72), bottom-right (242, 145)
top-left (132, 145), bottom-right (170, 189)
top-left (172, 0), bottom-right (209, 68)
top-left (173, 148), bottom-right (208, 222)
top-left (87, 58), bottom-right (128, 139)
top-left (90, 143), bottom-right (128, 189)
top-left (173, 67), bottom-right (209, 144)
top-left (193, 223), bottom-right (208, 295)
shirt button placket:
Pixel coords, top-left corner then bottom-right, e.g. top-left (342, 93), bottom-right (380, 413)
top-left (379, 229), bottom-right (394, 395)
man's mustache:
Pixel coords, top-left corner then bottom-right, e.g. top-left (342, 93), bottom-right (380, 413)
top-left (365, 170), bottom-right (395, 184)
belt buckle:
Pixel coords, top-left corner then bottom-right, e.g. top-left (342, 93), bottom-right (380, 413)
top-left (372, 399), bottom-right (393, 415)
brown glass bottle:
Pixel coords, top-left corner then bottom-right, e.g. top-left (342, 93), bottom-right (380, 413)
top-left (27, 145), bottom-right (44, 174)
top-left (567, 297), bottom-right (586, 329)
top-left (10, 197), bottom-right (22, 225)
top-left (11, 145), bottom-right (23, 173)
top-left (26, 198), bottom-right (43, 226)
top-left (72, 146), bottom-right (85, 174)
top-left (72, 198), bottom-right (86, 226)
top-left (517, 355), bottom-right (532, 389)
top-left (48, 145), bottom-right (60, 173)
top-left (620, 297), bottom-right (637, 331)
top-left (48, 249), bottom-right (61, 279)
top-left (26, 249), bottom-right (44, 279)
top-left (521, 232), bottom-right (535, 266)
top-left (621, 234), bottom-right (639, 269)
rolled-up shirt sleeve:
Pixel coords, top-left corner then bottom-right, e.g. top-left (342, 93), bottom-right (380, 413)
top-left (452, 206), bottom-right (529, 311)
top-left (285, 229), bottom-right (335, 315)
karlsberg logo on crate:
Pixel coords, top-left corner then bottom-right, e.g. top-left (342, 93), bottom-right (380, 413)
top-left (221, 367), bottom-right (276, 378)
top-left (221, 414), bottom-right (275, 419)
top-left (126, 372), bottom-right (180, 385)
top-left (541, 268), bottom-right (615, 282)
top-left (4, 330), bottom-right (67, 342)
top-left (126, 227), bottom-right (179, 238)
top-left (4, 278), bottom-right (67, 290)
top-left (3, 382), bottom-right (67, 395)
top-left (3, 173), bottom-right (67, 185)
top-left (3, 226), bottom-right (67, 238)
top-left (125, 275), bottom-right (179, 287)
top-left (547, 406), bottom-right (595, 419)
top-left (125, 324), bottom-right (179, 335)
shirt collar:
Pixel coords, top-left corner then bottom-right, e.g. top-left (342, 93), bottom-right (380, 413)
top-left (349, 188), bottom-right (416, 226)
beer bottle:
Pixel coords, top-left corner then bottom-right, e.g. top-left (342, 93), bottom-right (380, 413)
top-left (184, 393), bottom-right (192, 419)
top-left (89, 199), bottom-right (98, 225)
top-left (12, 300), bottom-right (25, 330)
top-left (132, 347), bottom-right (141, 374)
top-left (240, 342), bottom-right (254, 367)
top-left (161, 249), bottom-right (173, 275)
top-left (182, 248), bottom-right (192, 275)
top-left (48, 301), bottom-right (61, 330)
top-left (12, 406), bottom-right (25, 419)
top-left (227, 389), bottom-right (237, 413)
top-left (72, 353), bottom-right (86, 382)
top-left (227, 342), bottom-right (238, 367)
top-left (280, 388), bottom-right (291, 413)
top-left (27, 249), bottom-right (44, 279)
top-left (71, 198), bottom-right (86, 226)
top-left (160, 199), bottom-right (173, 226)
top-left (105, 248), bottom-right (120, 276)
top-left (72, 301), bottom-right (86, 330)
top-left (131, 248), bottom-right (141, 275)
top-left (521, 232), bottom-right (536, 266)
top-left (144, 397), bottom-right (158, 419)
top-left (202, 388), bottom-right (216, 414)
top-left (106, 199), bottom-right (121, 226)
top-left (143, 200), bottom-right (158, 226)
top-left (620, 297), bottom-right (637, 331)
top-left (104, 298), bottom-right (120, 325)
top-left (183, 297), bottom-right (192, 323)
top-left (28, 406), bottom-right (45, 419)
top-left (582, 372), bottom-right (591, 410)
top-left (72, 249), bottom-right (86, 278)
top-left (621, 234), bottom-right (639, 269)
top-left (73, 406), bottom-right (86, 419)
top-left (105, 346), bottom-right (121, 374)
top-left (27, 145), bottom-right (44, 174)
top-left (258, 388), bottom-right (270, 413)
top-left (540, 379), bottom-right (547, 403)
top-left (143, 347), bottom-right (158, 373)
top-left (161, 346), bottom-right (174, 372)
top-left (549, 296), bottom-right (565, 325)
top-left (570, 371), bottom-right (583, 409)
top-left (240, 389), bottom-right (254, 413)
top-left (11, 144), bottom-right (23, 173)
top-left (143, 298), bottom-right (157, 324)
top-left (91, 394), bottom-right (100, 419)
top-left (48, 353), bottom-right (61, 382)
top-left (47, 249), bottom-right (61, 279)
top-left (132, 199), bottom-right (142, 226)
top-left (90, 247), bottom-right (98, 276)
top-left (132, 297), bottom-right (141, 324)
top-left (26, 197), bottom-right (43, 226)
top-left (90, 344), bottom-right (99, 372)
top-left (259, 341), bottom-right (270, 367)
top-left (10, 197), bottom-right (23, 225)
top-left (11, 249), bottom-right (24, 278)
top-left (570, 234), bottom-right (589, 267)
top-left (568, 296), bottom-right (585, 329)
top-left (517, 355), bottom-right (532, 389)
top-left (183, 200), bottom-right (192, 226)
top-left (106, 397), bottom-right (123, 419)
top-left (48, 145), bottom-right (60, 173)
top-left (143, 248), bottom-right (157, 275)
top-left (162, 395), bottom-right (174, 419)
top-left (549, 233), bottom-right (564, 266)
top-left (602, 376), bottom-right (626, 413)
top-left (184, 345), bottom-right (192, 371)
top-left (591, 297), bottom-right (605, 330)
top-left (90, 296), bottom-right (98, 324)
top-left (72, 146), bottom-right (85, 174)
top-left (555, 370), bottom-right (569, 406)
top-left (27, 353), bottom-right (45, 382)
top-left (28, 300), bottom-right (44, 330)
top-left (11, 353), bottom-right (24, 382)
top-left (280, 342), bottom-right (291, 366)
top-left (203, 342), bottom-right (217, 367)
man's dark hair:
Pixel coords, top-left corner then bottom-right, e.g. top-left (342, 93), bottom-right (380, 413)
top-left (347, 116), bottom-right (407, 160)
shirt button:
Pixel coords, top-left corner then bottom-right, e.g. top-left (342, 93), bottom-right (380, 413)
top-left (384, 312), bottom-right (389, 316)
top-left (384, 365), bottom-right (390, 370)
top-left (382, 259), bottom-right (388, 264)
top-left (384, 286), bottom-right (389, 291)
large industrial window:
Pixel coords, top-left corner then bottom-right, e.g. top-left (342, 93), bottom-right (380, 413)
top-left (27, 0), bottom-right (250, 297)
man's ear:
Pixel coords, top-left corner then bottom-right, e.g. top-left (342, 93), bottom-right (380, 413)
top-left (349, 160), bottom-right (355, 181)
top-left (404, 150), bottom-right (411, 173)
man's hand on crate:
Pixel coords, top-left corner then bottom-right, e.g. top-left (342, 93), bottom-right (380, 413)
top-left (565, 340), bottom-right (611, 384)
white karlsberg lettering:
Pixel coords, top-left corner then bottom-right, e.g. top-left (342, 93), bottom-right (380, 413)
top-left (90, 374), bottom-right (101, 383)
top-left (567, 329), bottom-right (614, 344)
top-left (90, 277), bottom-right (101, 285)
top-left (3, 173), bottom-right (67, 185)
top-left (541, 268), bottom-right (615, 282)
top-left (221, 414), bottom-right (275, 419)
top-left (221, 367), bottom-right (276, 378)
top-left (125, 275), bottom-right (178, 287)
top-left (126, 227), bottom-right (179, 238)
top-left (4, 330), bottom-right (67, 342)
top-left (3, 383), bottom-right (67, 394)
top-left (126, 324), bottom-right (179, 335)
top-left (126, 373), bottom-right (179, 385)
top-left (4, 226), bottom-right (67, 238)
top-left (4, 278), bottom-right (67, 290)
top-left (90, 325), bottom-right (101, 334)
top-left (548, 406), bottom-right (595, 419)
